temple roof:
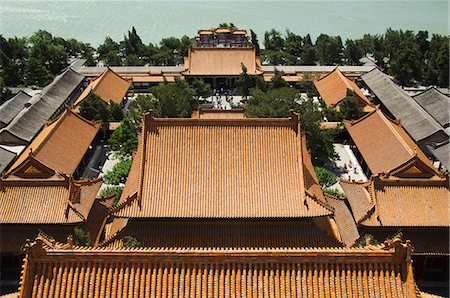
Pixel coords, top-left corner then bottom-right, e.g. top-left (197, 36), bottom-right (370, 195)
top-left (73, 67), bottom-right (131, 107)
top-left (344, 109), bottom-right (440, 176)
top-left (8, 109), bottom-right (101, 175)
top-left (103, 219), bottom-right (343, 249)
top-left (412, 87), bottom-right (450, 130)
top-left (340, 176), bottom-right (450, 227)
top-left (0, 69), bottom-right (85, 145)
top-left (314, 67), bottom-right (373, 109)
top-left (361, 69), bottom-right (447, 143)
top-left (17, 234), bottom-right (418, 298)
top-left (0, 157), bottom-right (102, 224)
top-left (183, 47), bottom-right (262, 76)
top-left (0, 91), bottom-right (32, 128)
top-left (112, 112), bottom-right (331, 219)
top-left (191, 108), bottom-right (246, 119)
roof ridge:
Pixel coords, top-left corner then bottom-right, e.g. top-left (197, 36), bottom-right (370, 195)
top-left (315, 66), bottom-right (339, 82)
top-left (344, 109), bottom-right (377, 126)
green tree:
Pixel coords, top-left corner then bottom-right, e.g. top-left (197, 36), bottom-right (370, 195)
top-left (250, 29), bottom-right (260, 56)
top-left (191, 78), bottom-right (212, 99)
top-left (129, 94), bottom-right (159, 125)
top-left (339, 90), bottom-right (364, 120)
top-left (264, 29), bottom-right (285, 51)
top-left (344, 39), bottom-right (362, 65)
top-left (79, 92), bottom-right (110, 121)
top-left (109, 118), bottom-right (139, 157)
top-left (150, 82), bottom-right (196, 118)
top-left (245, 87), bottom-right (298, 118)
top-left (25, 30), bottom-right (68, 86)
top-left (315, 34), bottom-right (343, 65)
top-left (298, 99), bottom-right (337, 166)
top-left (269, 69), bottom-right (288, 89)
top-left (236, 64), bottom-right (255, 97)
top-left (99, 185), bottom-right (124, 206)
top-left (300, 34), bottom-right (316, 65)
top-left (104, 159), bottom-right (133, 185)
top-left (0, 36), bottom-right (28, 86)
top-left (284, 30), bottom-right (303, 60)
top-left (389, 36), bottom-right (422, 86)
top-left (314, 166), bottom-right (338, 188)
top-left (73, 227), bottom-right (91, 246)
top-left (109, 101), bottom-right (124, 121)
top-left (97, 36), bottom-right (122, 66)
top-left (423, 34), bottom-right (449, 87)
top-left (0, 78), bottom-right (12, 105)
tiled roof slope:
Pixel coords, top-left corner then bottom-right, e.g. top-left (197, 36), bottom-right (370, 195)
top-left (0, 159), bottom-right (102, 224)
top-left (18, 235), bottom-right (418, 298)
top-left (314, 67), bottom-right (373, 108)
top-left (113, 112), bottom-right (332, 219)
top-left (0, 69), bottom-right (85, 145)
top-left (341, 176), bottom-right (450, 227)
top-left (0, 91), bottom-right (31, 128)
top-left (103, 220), bottom-right (343, 249)
top-left (8, 109), bottom-right (101, 175)
top-left (344, 109), bottom-right (439, 176)
top-left (325, 194), bottom-right (360, 246)
top-left (413, 87), bottom-right (450, 129)
top-left (361, 68), bottom-right (446, 142)
top-left (73, 67), bottom-right (131, 107)
top-left (183, 47), bottom-right (262, 76)
top-left (0, 147), bottom-right (16, 174)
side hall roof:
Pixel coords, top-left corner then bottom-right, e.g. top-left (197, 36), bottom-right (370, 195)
top-left (73, 67), bottom-right (131, 107)
top-left (344, 109), bottom-right (440, 176)
top-left (314, 67), bottom-right (373, 108)
top-left (0, 156), bottom-right (102, 224)
top-left (361, 68), bottom-right (446, 142)
top-left (0, 147), bottom-right (16, 174)
top-left (0, 69), bottom-right (85, 145)
top-left (18, 234), bottom-right (418, 298)
top-left (412, 87), bottom-right (450, 130)
top-left (183, 46), bottom-right (262, 76)
top-left (8, 109), bottom-right (101, 175)
top-left (340, 175), bottom-right (450, 228)
top-left (112, 112), bottom-right (332, 219)
top-left (0, 91), bottom-right (32, 128)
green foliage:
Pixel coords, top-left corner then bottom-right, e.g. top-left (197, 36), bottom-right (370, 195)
top-left (191, 78), bottom-right (212, 99)
top-left (388, 31), bottom-right (422, 86)
top-left (109, 118), bottom-right (138, 157)
top-left (79, 92), bottom-right (110, 121)
top-left (250, 29), bottom-right (260, 56)
top-left (150, 82), bottom-right (197, 118)
top-left (0, 78), bottom-right (11, 105)
top-left (97, 36), bottom-right (122, 66)
top-left (314, 167), bottom-right (338, 188)
top-left (269, 69), bottom-right (288, 90)
top-left (236, 64), bottom-right (256, 97)
top-left (218, 23), bottom-right (237, 30)
top-left (339, 90), bottom-right (364, 120)
top-left (322, 188), bottom-right (346, 199)
top-left (315, 34), bottom-right (343, 65)
top-left (129, 94), bottom-right (158, 125)
top-left (297, 100), bottom-right (338, 166)
top-left (264, 29), bottom-right (285, 52)
top-left (245, 87), bottom-right (299, 118)
top-left (109, 101), bottom-right (124, 121)
top-left (353, 234), bottom-right (380, 247)
top-left (121, 236), bottom-right (141, 248)
top-left (73, 227), bottom-right (91, 246)
top-left (344, 39), bottom-right (362, 65)
top-left (103, 159), bottom-right (133, 185)
top-left (99, 185), bottom-right (124, 206)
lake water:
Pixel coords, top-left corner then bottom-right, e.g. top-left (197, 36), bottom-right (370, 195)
top-left (0, 0), bottom-right (448, 46)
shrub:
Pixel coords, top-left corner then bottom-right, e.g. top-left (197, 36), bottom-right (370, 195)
top-left (73, 227), bottom-right (91, 246)
top-left (122, 236), bottom-right (141, 248)
top-left (103, 159), bottom-right (133, 185)
top-left (314, 166), bottom-right (338, 188)
top-left (99, 185), bottom-right (124, 206)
